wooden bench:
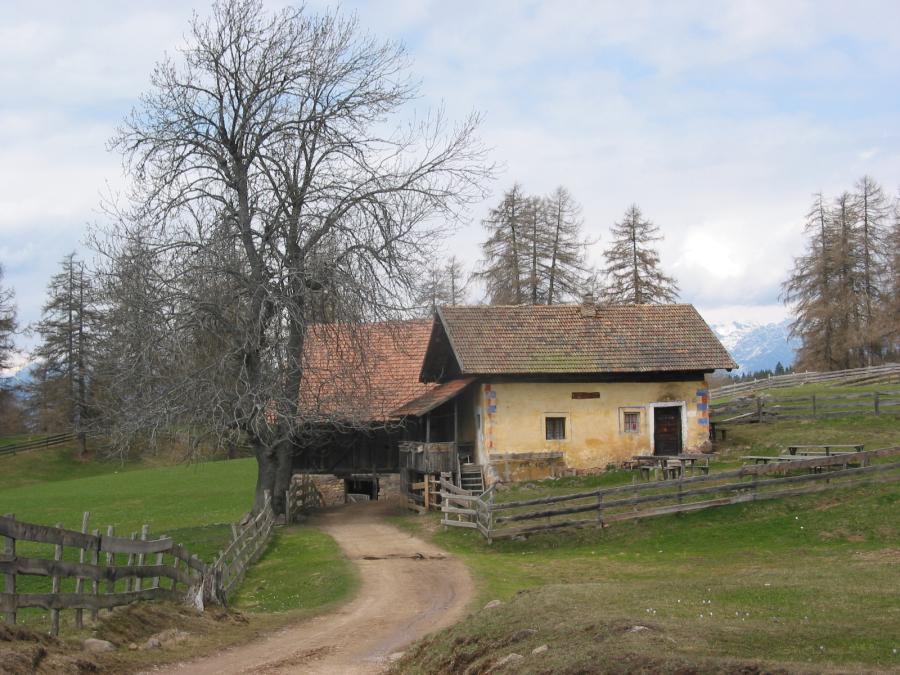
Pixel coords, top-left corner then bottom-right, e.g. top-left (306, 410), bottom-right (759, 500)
top-left (742, 455), bottom-right (796, 465)
top-left (786, 444), bottom-right (864, 456)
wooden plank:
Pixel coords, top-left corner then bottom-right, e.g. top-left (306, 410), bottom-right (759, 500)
top-left (75, 511), bottom-right (90, 629)
top-left (90, 528), bottom-right (99, 622)
top-left (2, 513), bottom-right (14, 626)
top-left (135, 525), bottom-right (149, 593)
top-left (0, 587), bottom-right (181, 612)
top-left (51, 522), bottom-right (62, 636)
top-left (440, 519), bottom-right (478, 529)
top-left (0, 517), bottom-right (97, 550)
top-left (104, 526), bottom-right (115, 599)
top-left (100, 534), bottom-right (173, 555)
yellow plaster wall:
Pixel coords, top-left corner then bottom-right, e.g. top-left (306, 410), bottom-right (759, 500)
top-left (474, 379), bottom-right (710, 470)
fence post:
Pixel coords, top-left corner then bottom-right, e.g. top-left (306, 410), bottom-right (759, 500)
top-left (756, 398), bottom-right (763, 423)
top-left (874, 392), bottom-right (880, 415)
top-left (135, 525), bottom-right (150, 592)
top-left (125, 532), bottom-right (137, 592)
top-left (90, 528), bottom-right (100, 622)
top-left (75, 511), bottom-right (90, 629)
top-left (284, 488), bottom-right (292, 525)
top-left (105, 526), bottom-right (115, 602)
top-left (51, 523), bottom-right (62, 637)
top-left (486, 488), bottom-right (494, 545)
top-left (812, 394), bottom-right (816, 418)
top-left (2, 513), bottom-right (15, 626)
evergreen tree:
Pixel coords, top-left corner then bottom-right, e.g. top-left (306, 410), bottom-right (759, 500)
top-left (601, 205), bottom-right (679, 304)
top-left (476, 184), bottom-right (590, 305)
top-left (31, 253), bottom-right (99, 455)
top-left (0, 264), bottom-right (16, 373)
top-left (476, 184), bottom-right (530, 304)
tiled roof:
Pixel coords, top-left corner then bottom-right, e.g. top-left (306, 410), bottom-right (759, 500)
top-left (391, 377), bottom-right (477, 417)
top-left (434, 303), bottom-right (737, 375)
top-left (300, 319), bottom-right (437, 422)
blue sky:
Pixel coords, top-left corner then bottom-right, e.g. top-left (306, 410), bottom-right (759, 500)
top-left (2, 0), bottom-right (899, 370)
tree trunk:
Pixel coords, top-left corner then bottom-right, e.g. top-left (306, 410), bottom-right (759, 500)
top-left (252, 438), bottom-right (294, 515)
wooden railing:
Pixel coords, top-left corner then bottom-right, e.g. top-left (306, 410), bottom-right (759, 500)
top-left (711, 364), bottom-right (900, 399)
top-left (0, 432), bottom-right (77, 457)
top-left (399, 441), bottom-right (458, 474)
top-left (440, 446), bottom-right (900, 542)
top-left (284, 474), bottom-right (325, 524)
top-left (0, 512), bottom-right (206, 635)
top-left (1, 494), bottom-right (278, 633)
top-left (710, 389), bottom-right (900, 424)
top-left (208, 494), bottom-right (276, 603)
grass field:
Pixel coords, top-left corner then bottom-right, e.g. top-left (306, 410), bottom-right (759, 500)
top-left (392, 413), bottom-right (900, 673)
top-left (0, 453), bottom-right (356, 647)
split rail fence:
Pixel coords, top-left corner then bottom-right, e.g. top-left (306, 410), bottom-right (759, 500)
top-left (441, 446), bottom-right (900, 542)
top-left (0, 432), bottom-right (77, 458)
top-left (711, 363), bottom-right (900, 399)
top-left (284, 474), bottom-right (326, 524)
top-left (710, 388), bottom-right (900, 424)
top-left (0, 494), bottom-right (276, 635)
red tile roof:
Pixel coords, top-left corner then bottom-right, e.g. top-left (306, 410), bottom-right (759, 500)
top-left (431, 303), bottom-right (737, 375)
top-left (300, 319), bottom-right (437, 422)
top-left (391, 377), bottom-right (477, 417)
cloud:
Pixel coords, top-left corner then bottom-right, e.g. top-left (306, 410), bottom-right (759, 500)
top-left (2, 0), bottom-right (900, 350)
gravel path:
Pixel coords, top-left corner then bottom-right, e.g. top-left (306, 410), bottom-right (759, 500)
top-left (151, 499), bottom-right (473, 674)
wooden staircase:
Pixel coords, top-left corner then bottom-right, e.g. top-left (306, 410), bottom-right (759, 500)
top-left (459, 463), bottom-right (486, 494)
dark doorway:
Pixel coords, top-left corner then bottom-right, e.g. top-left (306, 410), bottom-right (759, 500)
top-left (345, 477), bottom-right (379, 500)
top-left (653, 406), bottom-right (683, 456)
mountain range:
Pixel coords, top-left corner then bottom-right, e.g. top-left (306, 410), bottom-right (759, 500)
top-left (711, 318), bottom-right (799, 374)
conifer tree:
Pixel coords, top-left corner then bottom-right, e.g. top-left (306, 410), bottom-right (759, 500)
top-left (0, 264), bottom-right (16, 373)
top-left (601, 205), bottom-right (679, 304)
top-left (476, 184), bottom-right (529, 304)
top-left (32, 253), bottom-right (98, 455)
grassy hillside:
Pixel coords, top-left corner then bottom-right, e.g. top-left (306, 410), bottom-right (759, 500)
top-left (392, 415), bottom-right (900, 673)
top-left (0, 456), bottom-right (356, 642)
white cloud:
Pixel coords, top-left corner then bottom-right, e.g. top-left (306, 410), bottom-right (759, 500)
top-left (2, 0), bottom-right (900, 347)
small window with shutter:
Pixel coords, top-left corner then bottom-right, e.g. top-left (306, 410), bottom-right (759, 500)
top-left (545, 416), bottom-right (566, 440)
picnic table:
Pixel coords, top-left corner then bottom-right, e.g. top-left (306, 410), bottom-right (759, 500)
top-left (742, 455), bottom-right (797, 465)
top-left (785, 444), bottom-right (864, 456)
top-left (632, 453), bottom-right (711, 480)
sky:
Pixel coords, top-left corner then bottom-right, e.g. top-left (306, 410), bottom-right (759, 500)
top-left (2, 0), bottom-right (899, 371)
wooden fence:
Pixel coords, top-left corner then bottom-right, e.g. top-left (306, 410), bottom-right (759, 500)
top-left (284, 474), bottom-right (326, 524)
top-left (710, 388), bottom-right (900, 424)
top-left (0, 432), bottom-right (77, 458)
top-left (441, 446), bottom-right (900, 542)
top-left (0, 494), bottom-right (277, 634)
top-left (711, 363), bottom-right (900, 399)
top-left (207, 494), bottom-right (276, 603)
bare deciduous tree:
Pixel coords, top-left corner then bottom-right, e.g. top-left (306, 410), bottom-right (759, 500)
top-left (601, 205), bottom-right (679, 305)
top-left (415, 255), bottom-right (470, 314)
top-left (96, 0), bottom-right (490, 514)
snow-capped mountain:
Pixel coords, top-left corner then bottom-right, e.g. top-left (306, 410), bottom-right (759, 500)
top-left (711, 318), bottom-right (799, 374)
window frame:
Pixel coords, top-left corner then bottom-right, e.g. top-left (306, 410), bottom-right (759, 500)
top-left (623, 411), bottom-right (640, 434)
top-left (618, 406), bottom-right (645, 434)
top-left (545, 415), bottom-right (567, 441)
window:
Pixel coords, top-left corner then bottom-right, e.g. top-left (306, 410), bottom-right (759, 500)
top-left (545, 416), bottom-right (566, 440)
top-left (623, 411), bottom-right (640, 433)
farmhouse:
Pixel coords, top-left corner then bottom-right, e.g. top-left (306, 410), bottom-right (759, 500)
top-left (399, 297), bottom-right (737, 485)
top-left (296, 296), bottom-right (736, 495)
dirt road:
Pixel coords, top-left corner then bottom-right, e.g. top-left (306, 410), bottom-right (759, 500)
top-left (152, 500), bottom-right (473, 674)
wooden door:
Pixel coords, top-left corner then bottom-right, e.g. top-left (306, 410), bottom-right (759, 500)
top-left (653, 406), bottom-right (682, 456)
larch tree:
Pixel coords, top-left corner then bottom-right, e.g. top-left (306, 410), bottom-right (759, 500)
top-left (602, 204), bottom-right (679, 305)
top-left (97, 0), bottom-right (490, 514)
top-left (476, 184), bottom-right (590, 305)
top-left (852, 175), bottom-right (890, 362)
top-left (543, 186), bottom-right (590, 304)
top-left (476, 184), bottom-right (529, 304)
top-left (415, 255), bottom-right (470, 315)
top-left (782, 193), bottom-right (838, 371)
top-left (0, 264), bottom-right (16, 374)
top-left (31, 253), bottom-right (98, 455)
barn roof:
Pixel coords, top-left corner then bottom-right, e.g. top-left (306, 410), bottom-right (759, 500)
top-left (422, 303), bottom-right (737, 378)
top-left (300, 319), bottom-right (437, 422)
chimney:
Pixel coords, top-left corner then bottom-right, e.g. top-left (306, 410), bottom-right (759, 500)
top-left (580, 292), bottom-right (596, 318)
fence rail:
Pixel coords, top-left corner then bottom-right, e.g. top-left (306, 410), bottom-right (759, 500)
top-left (0, 432), bottom-right (77, 457)
top-left (441, 446), bottom-right (900, 542)
top-left (0, 494), bottom-right (277, 634)
top-left (711, 364), bottom-right (900, 399)
top-left (710, 389), bottom-right (900, 424)
top-left (284, 474), bottom-right (326, 524)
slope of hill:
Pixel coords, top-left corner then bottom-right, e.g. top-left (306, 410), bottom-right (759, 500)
top-left (712, 318), bottom-right (799, 373)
